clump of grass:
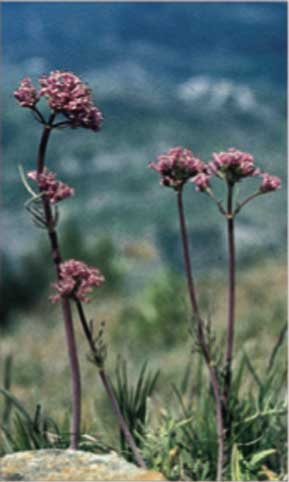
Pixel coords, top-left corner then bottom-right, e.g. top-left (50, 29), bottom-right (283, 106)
top-left (139, 326), bottom-right (287, 481)
top-left (112, 360), bottom-right (160, 460)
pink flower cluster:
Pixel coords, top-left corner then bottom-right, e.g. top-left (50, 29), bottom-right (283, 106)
top-left (207, 147), bottom-right (281, 193)
top-left (39, 71), bottom-right (103, 131)
top-left (208, 148), bottom-right (260, 183)
top-left (51, 259), bottom-right (105, 303)
top-left (14, 71), bottom-right (103, 132)
top-left (14, 78), bottom-right (39, 107)
top-left (260, 172), bottom-right (281, 193)
top-left (149, 147), bottom-right (206, 190)
top-left (28, 168), bottom-right (74, 204)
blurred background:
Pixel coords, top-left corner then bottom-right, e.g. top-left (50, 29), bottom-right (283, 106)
top-left (1, 2), bottom-right (287, 440)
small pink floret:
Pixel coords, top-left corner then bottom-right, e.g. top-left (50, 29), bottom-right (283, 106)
top-left (51, 259), bottom-right (105, 303)
top-left (28, 168), bottom-right (74, 204)
top-left (260, 173), bottom-right (281, 193)
top-left (27, 171), bottom-right (38, 181)
top-left (192, 172), bottom-right (211, 192)
top-left (149, 146), bottom-right (205, 189)
top-left (14, 78), bottom-right (39, 107)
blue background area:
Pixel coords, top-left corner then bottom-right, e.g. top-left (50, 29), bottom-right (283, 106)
top-left (2, 2), bottom-right (287, 270)
top-left (2, 2), bottom-right (287, 86)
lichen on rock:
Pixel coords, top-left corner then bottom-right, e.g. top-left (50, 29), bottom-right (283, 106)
top-left (0, 449), bottom-right (166, 481)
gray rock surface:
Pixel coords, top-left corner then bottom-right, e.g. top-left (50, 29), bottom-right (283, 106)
top-left (0, 449), bottom-right (166, 481)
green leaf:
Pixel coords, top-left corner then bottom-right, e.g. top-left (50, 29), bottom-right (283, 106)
top-left (0, 388), bottom-right (33, 423)
top-left (231, 443), bottom-right (244, 481)
top-left (112, 359), bottom-right (159, 458)
top-left (18, 164), bottom-right (37, 197)
top-left (0, 425), bottom-right (16, 453)
top-left (267, 324), bottom-right (287, 373)
top-left (33, 403), bottom-right (42, 432)
top-left (232, 354), bottom-right (246, 398)
top-left (13, 412), bottom-right (33, 450)
top-left (243, 351), bottom-right (263, 389)
top-left (249, 449), bottom-right (277, 468)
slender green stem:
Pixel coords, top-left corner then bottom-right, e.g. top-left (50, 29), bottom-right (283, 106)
top-left (206, 188), bottom-right (227, 216)
top-left (36, 121), bottom-right (81, 449)
top-left (176, 188), bottom-right (225, 481)
top-left (234, 191), bottom-right (261, 216)
top-left (2, 355), bottom-right (13, 429)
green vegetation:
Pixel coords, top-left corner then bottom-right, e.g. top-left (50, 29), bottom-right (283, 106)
top-left (0, 256), bottom-right (287, 480)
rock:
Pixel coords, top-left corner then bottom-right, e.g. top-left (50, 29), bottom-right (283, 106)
top-left (0, 449), bottom-right (166, 481)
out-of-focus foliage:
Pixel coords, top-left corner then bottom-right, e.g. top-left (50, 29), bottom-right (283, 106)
top-left (1, 224), bottom-right (124, 329)
top-left (0, 252), bottom-right (51, 330)
top-left (115, 271), bottom-right (189, 348)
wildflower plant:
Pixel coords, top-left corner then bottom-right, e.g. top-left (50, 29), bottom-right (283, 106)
top-left (14, 71), bottom-right (146, 467)
top-left (150, 145), bottom-right (281, 480)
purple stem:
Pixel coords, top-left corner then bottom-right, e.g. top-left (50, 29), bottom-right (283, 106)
top-left (176, 190), bottom-right (199, 314)
top-left (176, 189), bottom-right (225, 481)
top-left (75, 300), bottom-right (146, 468)
top-left (60, 298), bottom-right (81, 449)
top-left (36, 122), bottom-right (81, 450)
top-left (223, 184), bottom-right (236, 408)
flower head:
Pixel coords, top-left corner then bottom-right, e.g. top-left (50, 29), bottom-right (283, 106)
top-left (39, 70), bottom-right (103, 131)
top-left (149, 147), bottom-right (205, 190)
top-left (260, 172), bottom-right (281, 193)
top-left (14, 71), bottom-right (103, 132)
top-left (28, 168), bottom-right (74, 204)
top-left (14, 78), bottom-right (39, 108)
top-left (51, 259), bottom-right (105, 303)
top-left (208, 148), bottom-right (260, 184)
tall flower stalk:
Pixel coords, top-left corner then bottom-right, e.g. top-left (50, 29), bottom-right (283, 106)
top-left (14, 71), bottom-right (104, 448)
top-left (36, 120), bottom-right (81, 450)
top-left (204, 148), bottom-right (281, 451)
top-left (150, 147), bottom-right (225, 480)
top-left (14, 72), bottom-right (146, 465)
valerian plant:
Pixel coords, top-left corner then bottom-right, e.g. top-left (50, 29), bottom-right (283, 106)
top-left (14, 71), bottom-right (146, 467)
top-left (149, 146), bottom-right (281, 480)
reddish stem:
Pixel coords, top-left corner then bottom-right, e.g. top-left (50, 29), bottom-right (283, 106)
top-left (223, 183), bottom-right (236, 420)
top-left (36, 122), bottom-right (81, 450)
top-left (99, 368), bottom-right (146, 468)
top-left (176, 189), bottom-right (225, 481)
top-left (75, 300), bottom-right (146, 468)
top-left (176, 189), bottom-right (199, 315)
top-left (60, 297), bottom-right (81, 449)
